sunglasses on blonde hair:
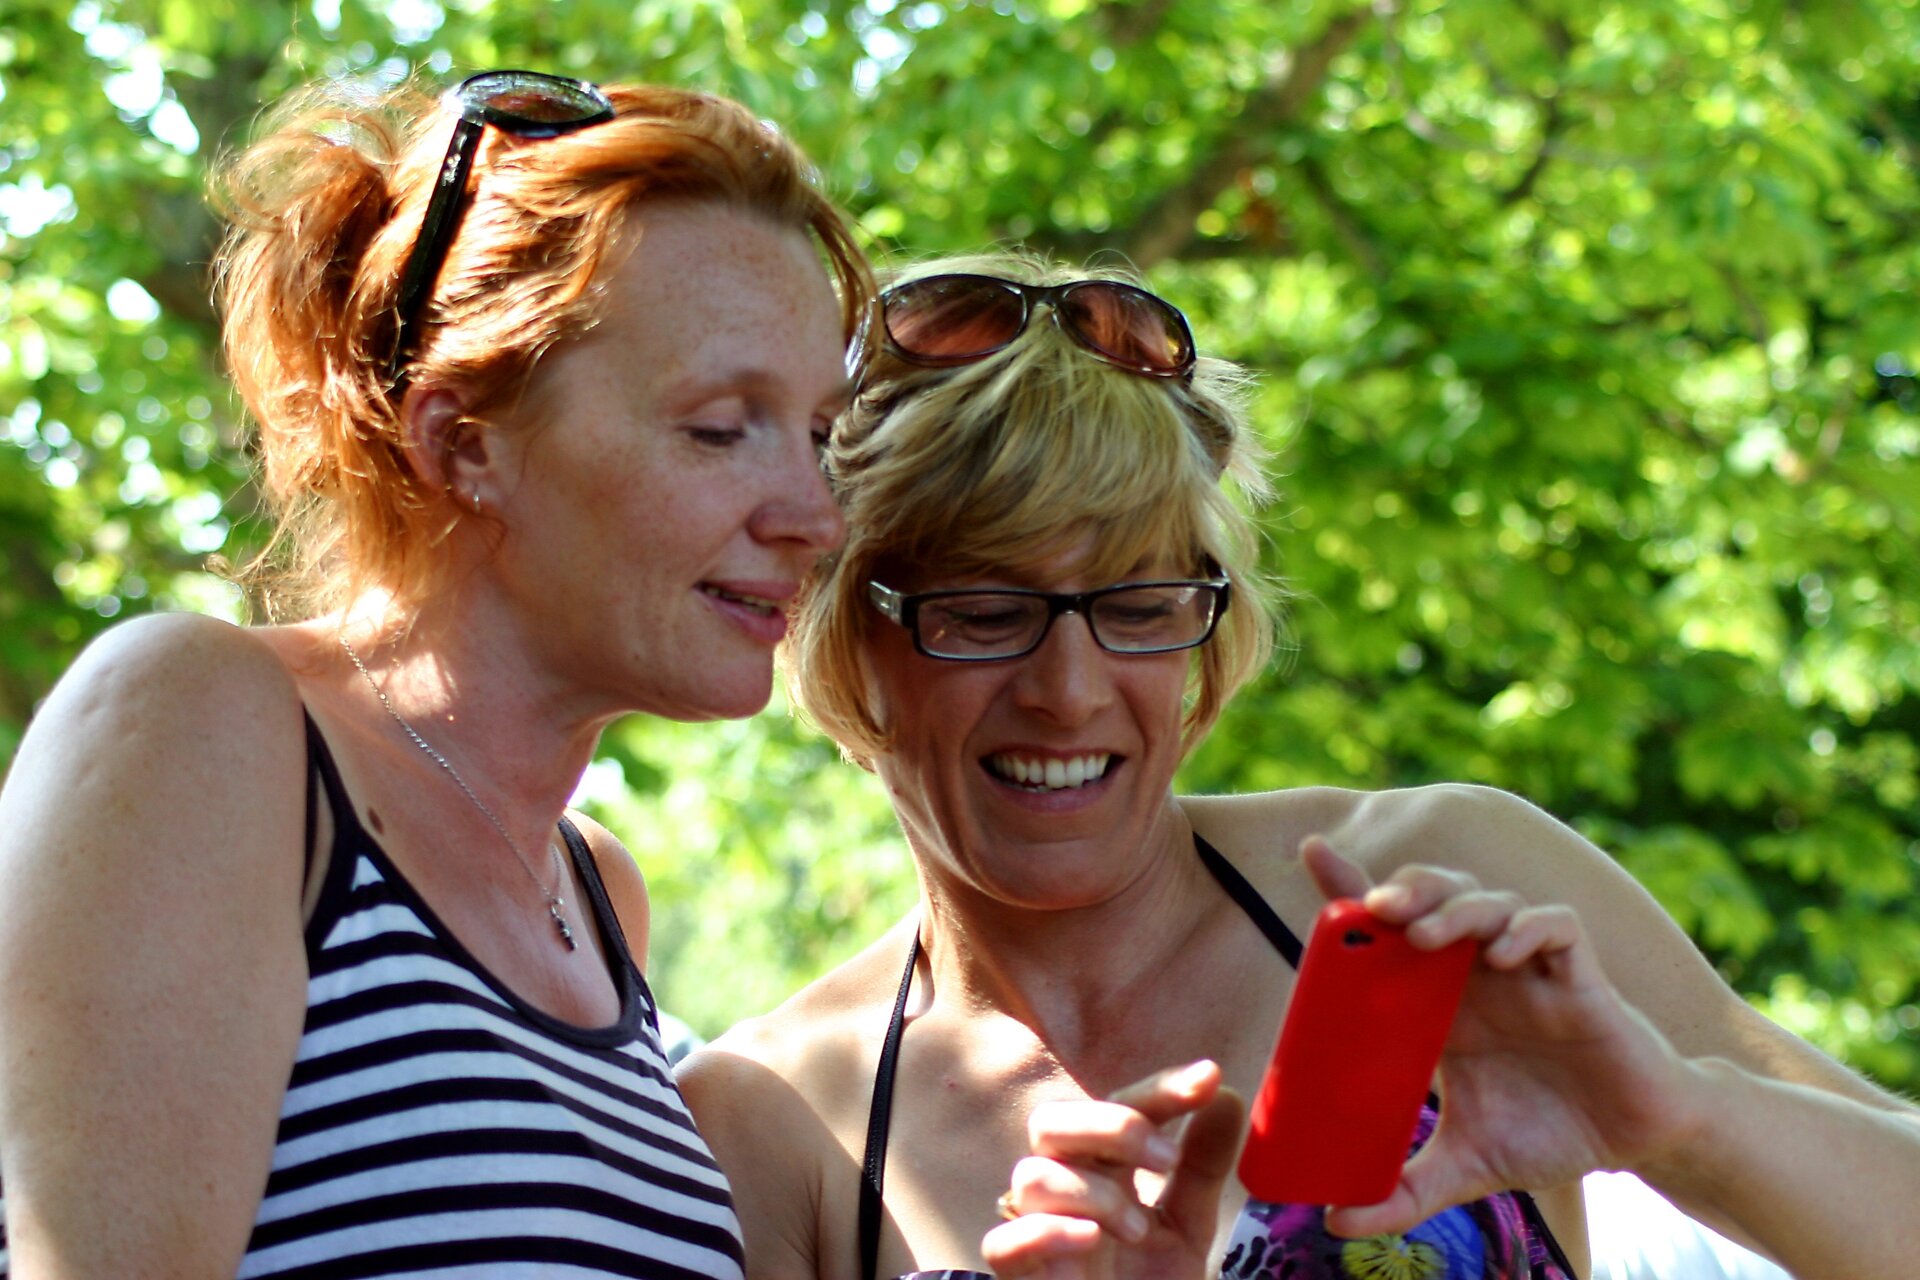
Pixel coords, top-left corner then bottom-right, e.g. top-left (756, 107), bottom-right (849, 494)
top-left (388, 69), bottom-right (616, 392)
top-left (879, 273), bottom-right (1197, 380)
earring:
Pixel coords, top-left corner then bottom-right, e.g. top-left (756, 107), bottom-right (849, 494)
top-left (466, 489), bottom-right (484, 516)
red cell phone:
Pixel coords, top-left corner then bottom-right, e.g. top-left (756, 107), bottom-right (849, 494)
top-left (1237, 897), bottom-right (1478, 1206)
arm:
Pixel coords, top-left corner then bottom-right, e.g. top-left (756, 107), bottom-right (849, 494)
top-left (676, 1043), bottom-right (835, 1280)
top-left (1628, 1058), bottom-right (1918, 1280)
top-left (1317, 840), bottom-right (1920, 1280)
top-left (1380, 784), bottom-right (1908, 1112)
top-left (0, 615), bottom-right (311, 1278)
top-left (987, 841), bottom-right (1920, 1280)
top-left (1383, 786), bottom-right (1920, 1257)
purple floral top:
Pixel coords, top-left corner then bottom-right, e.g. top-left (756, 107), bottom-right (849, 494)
top-left (1219, 1103), bottom-right (1574, 1280)
top-left (892, 1100), bottom-right (1571, 1280)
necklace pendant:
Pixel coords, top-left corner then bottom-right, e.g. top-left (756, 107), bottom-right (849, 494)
top-left (549, 898), bottom-right (577, 951)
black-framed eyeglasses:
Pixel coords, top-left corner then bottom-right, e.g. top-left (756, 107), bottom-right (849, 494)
top-left (387, 69), bottom-right (616, 394)
top-left (867, 572), bottom-right (1230, 661)
top-left (879, 274), bottom-right (1198, 380)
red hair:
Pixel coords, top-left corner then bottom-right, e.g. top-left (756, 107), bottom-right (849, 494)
top-left (212, 77), bottom-right (871, 618)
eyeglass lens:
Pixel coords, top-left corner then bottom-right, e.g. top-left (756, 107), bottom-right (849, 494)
top-left (882, 276), bottom-right (1191, 375)
top-left (463, 71), bottom-right (610, 129)
top-left (1057, 284), bottom-right (1191, 373)
top-left (916, 584), bottom-right (1217, 658)
top-left (883, 278), bottom-right (1026, 362)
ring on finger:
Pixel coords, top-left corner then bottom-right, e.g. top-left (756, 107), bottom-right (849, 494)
top-left (996, 1189), bottom-right (1020, 1221)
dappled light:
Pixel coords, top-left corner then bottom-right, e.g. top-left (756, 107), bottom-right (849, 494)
top-left (1, 0), bottom-right (1916, 1088)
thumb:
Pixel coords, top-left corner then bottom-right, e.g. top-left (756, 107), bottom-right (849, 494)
top-left (1154, 1087), bottom-right (1247, 1248)
top-left (1324, 1138), bottom-right (1479, 1239)
top-left (1300, 834), bottom-right (1371, 903)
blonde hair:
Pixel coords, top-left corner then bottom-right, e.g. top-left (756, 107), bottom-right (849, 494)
top-left (786, 252), bottom-right (1276, 767)
top-left (212, 75), bottom-right (872, 619)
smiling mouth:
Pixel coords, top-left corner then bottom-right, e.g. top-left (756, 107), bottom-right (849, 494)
top-left (984, 752), bottom-right (1116, 792)
top-left (699, 584), bottom-right (781, 616)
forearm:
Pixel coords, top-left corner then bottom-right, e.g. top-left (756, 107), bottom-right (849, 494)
top-left (1636, 1056), bottom-right (1920, 1280)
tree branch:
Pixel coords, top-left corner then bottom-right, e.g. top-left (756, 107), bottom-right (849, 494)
top-left (1119, 5), bottom-right (1373, 268)
top-left (1497, 92), bottom-right (1563, 207)
top-left (1495, 9), bottom-right (1575, 207)
top-left (136, 52), bottom-right (278, 342)
top-left (1093, 0), bottom-right (1181, 48)
top-left (1296, 152), bottom-right (1388, 283)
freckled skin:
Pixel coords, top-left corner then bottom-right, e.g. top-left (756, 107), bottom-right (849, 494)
top-left (479, 203), bottom-right (851, 725)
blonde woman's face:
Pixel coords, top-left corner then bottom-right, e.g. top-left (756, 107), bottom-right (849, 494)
top-left (865, 539), bottom-right (1193, 908)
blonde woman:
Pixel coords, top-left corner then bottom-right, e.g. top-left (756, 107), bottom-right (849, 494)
top-left (680, 256), bottom-right (1920, 1280)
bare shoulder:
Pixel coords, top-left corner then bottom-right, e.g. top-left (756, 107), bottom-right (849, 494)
top-left (1183, 782), bottom-right (1602, 898)
top-left (1180, 785), bottom-right (1375, 903)
top-left (26, 612), bottom-right (302, 742)
top-left (675, 922), bottom-right (916, 1280)
top-left (1332, 783), bottom-right (1584, 880)
top-left (680, 915), bottom-right (916, 1138)
top-left (1, 610), bottom-right (313, 918)
top-left (4, 612), bottom-right (308, 829)
top-left (0, 613), bottom-right (313, 1272)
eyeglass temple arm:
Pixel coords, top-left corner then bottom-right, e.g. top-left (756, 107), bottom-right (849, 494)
top-left (867, 581), bottom-right (908, 625)
top-left (388, 114), bottom-right (488, 383)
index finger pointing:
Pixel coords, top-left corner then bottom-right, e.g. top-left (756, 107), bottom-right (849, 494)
top-left (1103, 1059), bottom-right (1222, 1124)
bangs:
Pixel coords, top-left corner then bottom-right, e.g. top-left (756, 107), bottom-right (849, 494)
top-left (844, 321), bottom-right (1219, 586)
top-left (789, 250), bottom-right (1276, 769)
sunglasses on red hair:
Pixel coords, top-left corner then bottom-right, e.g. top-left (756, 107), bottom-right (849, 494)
top-left (387, 69), bottom-right (615, 393)
top-left (878, 273), bottom-right (1197, 379)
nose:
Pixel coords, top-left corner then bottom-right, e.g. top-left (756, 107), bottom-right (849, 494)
top-left (1010, 609), bottom-right (1114, 726)
top-left (750, 434), bottom-right (846, 555)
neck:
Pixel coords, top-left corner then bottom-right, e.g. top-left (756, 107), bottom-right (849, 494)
top-left (325, 591), bottom-right (611, 854)
top-left (912, 801), bottom-right (1226, 1072)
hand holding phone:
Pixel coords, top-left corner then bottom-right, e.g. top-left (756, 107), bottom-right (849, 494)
top-left (1237, 897), bottom-right (1477, 1206)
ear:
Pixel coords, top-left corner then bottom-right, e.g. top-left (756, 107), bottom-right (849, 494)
top-left (396, 384), bottom-right (492, 506)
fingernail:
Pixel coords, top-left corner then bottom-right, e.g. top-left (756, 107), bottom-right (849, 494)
top-left (1145, 1134), bottom-right (1179, 1170)
top-left (1173, 1059), bottom-right (1214, 1089)
top-left (1121, 1205), bottom-right (1151, 1243)
top-left (1367, 885), bottom-right (1408, 913)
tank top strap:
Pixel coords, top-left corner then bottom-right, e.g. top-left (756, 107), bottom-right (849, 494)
top-left (1193, 833), bottom-right (1304, 968)
top-left (556, 816), bottom-right (645, 1011)
top-left (302, 708), bottom-right (367, 873)
top-left (860, 925), bottom-right (922, 1280)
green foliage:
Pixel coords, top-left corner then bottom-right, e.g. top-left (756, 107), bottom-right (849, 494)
top-left (580, 693), bottom-right (910, 1039)
top-left (3, 0), bottom-right (1917, 1079)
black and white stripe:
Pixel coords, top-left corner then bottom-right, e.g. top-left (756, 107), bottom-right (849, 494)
top-left (0, 831), bottom-right (744, 1279)
top-left (237, 840), bottom-right (745, 1278)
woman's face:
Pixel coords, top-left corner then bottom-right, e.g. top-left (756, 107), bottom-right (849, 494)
top-left (483, 202), bottom-right (850, 722)
top-left (865, 542), bottom-right (1194, 908)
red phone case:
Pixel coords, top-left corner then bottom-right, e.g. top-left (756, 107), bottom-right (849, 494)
top-left (1237, 897), bottom-right (1477, 1206)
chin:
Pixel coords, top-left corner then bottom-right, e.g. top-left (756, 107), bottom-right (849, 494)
top-left (662, 675), bottom-right (776, 724)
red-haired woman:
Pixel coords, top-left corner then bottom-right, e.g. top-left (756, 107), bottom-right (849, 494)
top-left (0, 70), bottom-right (870, 1277)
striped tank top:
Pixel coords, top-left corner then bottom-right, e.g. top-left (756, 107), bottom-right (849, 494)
top-left (0, 713), bottom-right (744, 1279)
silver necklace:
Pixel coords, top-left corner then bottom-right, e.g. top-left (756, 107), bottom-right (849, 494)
top-left (340, 636), bottom-right (577, 951)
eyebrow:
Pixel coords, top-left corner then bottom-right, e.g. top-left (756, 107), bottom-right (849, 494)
top-left (660, 369), bottom-right (855, 412)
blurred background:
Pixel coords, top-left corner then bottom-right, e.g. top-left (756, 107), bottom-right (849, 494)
top-left (2, 0), bottom-right (1916, 1094)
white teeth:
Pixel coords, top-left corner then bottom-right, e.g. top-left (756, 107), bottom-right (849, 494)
top-left (988, 752), bottom-right (1112, 791)
top-left (702, 585), bottom-right (777, 615)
